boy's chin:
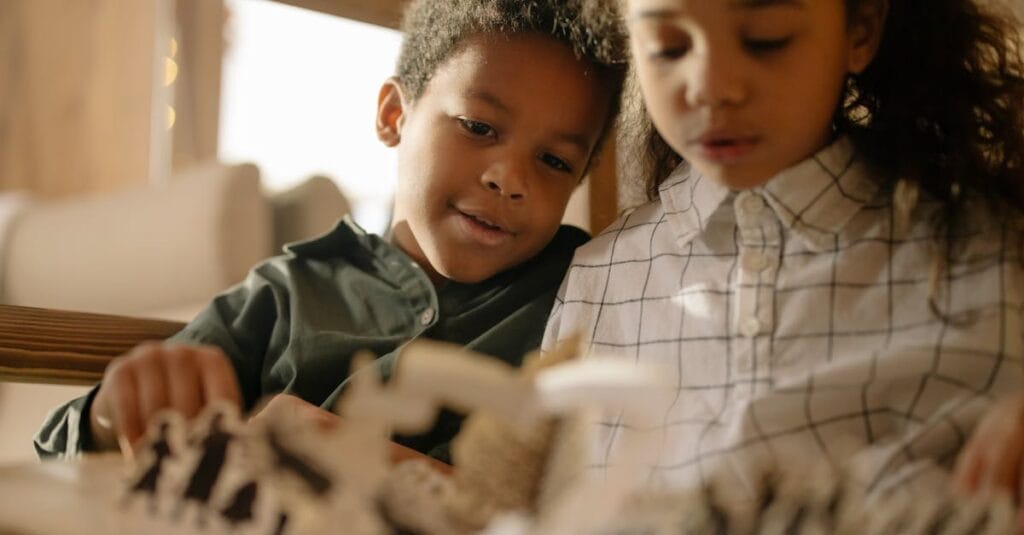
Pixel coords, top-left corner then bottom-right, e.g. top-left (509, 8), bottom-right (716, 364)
top-left (434, 259), bottom-right (505, 285)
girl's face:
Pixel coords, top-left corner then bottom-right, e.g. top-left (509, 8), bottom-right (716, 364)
top-left (626, 0), bottom-right (883, 189)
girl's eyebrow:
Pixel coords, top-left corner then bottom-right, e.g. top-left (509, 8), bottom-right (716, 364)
top-left (633, 0), bottom-right (804, 19)
top-left (732, 0), bottom-right (805, 9)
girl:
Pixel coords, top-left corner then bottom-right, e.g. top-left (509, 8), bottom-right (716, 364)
top-left (543, 0), bottom-right (1024, 503)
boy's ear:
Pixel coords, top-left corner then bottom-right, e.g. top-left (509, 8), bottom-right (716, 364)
top-left (846, 0), bottom-right (888, 74)
top-left (376, 77), bottom-right (407, 147)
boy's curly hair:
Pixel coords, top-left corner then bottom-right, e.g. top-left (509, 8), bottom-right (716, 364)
top-left (630, 0), bottom-right (1024, 225)
top-left (395, 0), bottom-right (629, 168)
top-left (397, 0), bottom-right (628, 99)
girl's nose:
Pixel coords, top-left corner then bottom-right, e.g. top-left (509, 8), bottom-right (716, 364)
top-left (481, 161), bottom-right (528, 200)
top-left (684, 48), bottom-right (747, 109)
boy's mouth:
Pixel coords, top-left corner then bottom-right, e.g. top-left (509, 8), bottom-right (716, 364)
top-left (454, 207), bottom-right (513, 246)
top-left (465, 212), bottom-right (504, 231)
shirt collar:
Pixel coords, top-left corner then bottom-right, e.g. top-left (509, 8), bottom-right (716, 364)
top-left (756, 137), bottom-right (878, 250)
top-left (659, 163), bottom-right (732, 247)
top-left (659, 137), bottom-right (878, 251)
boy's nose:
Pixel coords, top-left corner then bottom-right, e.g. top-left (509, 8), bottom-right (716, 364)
top-left (684, 51), bottom-right (746, 109)
top-left (481, 162), bottom-right (527, 200)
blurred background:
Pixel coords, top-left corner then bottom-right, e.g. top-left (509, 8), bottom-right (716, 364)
top-left (0, 0), bottom-right (1020, 464)
top-left (0, 0), bottom-right (412, 464)
top-left (0, 0), bottom-right (599, 464)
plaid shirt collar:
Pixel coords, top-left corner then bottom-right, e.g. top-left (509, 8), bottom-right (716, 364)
top-left (659, 137), bottom-right (880, 251)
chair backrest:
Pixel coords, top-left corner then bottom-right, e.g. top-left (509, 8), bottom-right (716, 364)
top-left (0, 305), bottom-right (185, 385)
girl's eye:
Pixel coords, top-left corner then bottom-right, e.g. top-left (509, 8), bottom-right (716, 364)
top-left (645, 36), bottom-right (691, 61)
top-left (541, 153), bottom-right (573, 174)
top-left (642, 29), bottom-right (692, 62)
top-left (649, 46), bottom-right (689, 61)
top-left (458, 118), bottom-right (496, 138)
top-left (742, 37), bottom-right (792, 55)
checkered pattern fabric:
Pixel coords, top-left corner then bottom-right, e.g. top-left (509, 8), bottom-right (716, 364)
top-left (543, 137), bottom-right (1024, 498)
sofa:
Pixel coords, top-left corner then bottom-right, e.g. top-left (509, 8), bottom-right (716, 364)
top-left (0, 161), bottom-right (350, 463)
top-left (0, 161), bottom-right (350, 321)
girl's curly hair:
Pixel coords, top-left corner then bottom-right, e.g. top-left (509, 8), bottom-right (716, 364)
top-left (844, 0), bottom-right (1024, 225)
top-left (629, 0), bottom-right (1024, 225)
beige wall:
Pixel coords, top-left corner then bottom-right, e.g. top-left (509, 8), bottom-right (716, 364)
top-left (0, 383), bottom-right (90, 464)
top-left (0, 0), bottom-right (161, 198)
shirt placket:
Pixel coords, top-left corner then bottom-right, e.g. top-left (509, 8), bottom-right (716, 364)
top-left (731, 191), bottom-right (780, 381)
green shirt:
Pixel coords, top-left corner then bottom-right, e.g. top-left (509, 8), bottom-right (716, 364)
top-left (35, 217), bottom-right (588, 461)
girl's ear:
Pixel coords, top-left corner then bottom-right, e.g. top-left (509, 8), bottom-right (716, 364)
top-left (376, 77), bottom-right (407, 147)
top-left (847, 0), bottom-right (888, 74)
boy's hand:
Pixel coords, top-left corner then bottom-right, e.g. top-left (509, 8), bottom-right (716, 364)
top-left (952, 392), bottom-right (1024, 502)
top-left (89, 342), bottom-right (242, 453)
top-left (249, 394), bottom-right (452, 475)
top-left (248, 393), bottom-right (340, 430)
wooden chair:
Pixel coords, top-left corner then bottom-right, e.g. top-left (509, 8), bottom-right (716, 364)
top-left (0, 305), bottom-right (184, 385)
top-left (0, 304), bottom-right (451, 472)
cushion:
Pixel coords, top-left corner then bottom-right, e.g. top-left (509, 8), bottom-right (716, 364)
top-left (1, 162), bottom-right (271, 317)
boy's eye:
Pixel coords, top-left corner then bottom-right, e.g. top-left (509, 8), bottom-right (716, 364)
top-left (458, 117), bottom-right (496, 138)
top-left (541, 153), bottom-right (573, 174)
top-left (742, 36), bottom-right (792, 55)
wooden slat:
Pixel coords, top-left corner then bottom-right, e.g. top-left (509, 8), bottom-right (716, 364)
top-left (269, 0), bottom-right (408, 29)
top-left (588, 128), bottom-right (620, 234)
top-left (0, 0), bottom-right (158, 198)
top-left (172, 0), bottom-right (225, 169)
top-left (0, 305), bottom-right (185, 385)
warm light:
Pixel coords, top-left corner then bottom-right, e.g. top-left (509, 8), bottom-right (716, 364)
top-left (169, 37), bottom-right (178, 58)
top-left (164, 58), bottom-right (178, 86)
top-left (166, 106), bottom-right (176, 130)
top-left (671, 285), bottom-right (713, 318)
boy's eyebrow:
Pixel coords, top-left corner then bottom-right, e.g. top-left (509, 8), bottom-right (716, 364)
top-left (554, 132), bottom-right (590, 157)
top-left (633, 0), bottom-right (804, 19)
top-left (466, 89), bottom-right (589, 155)
top-left (466, 90), bottom-right (512, 115)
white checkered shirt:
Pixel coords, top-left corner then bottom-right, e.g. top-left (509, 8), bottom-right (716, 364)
top-left (543, 137), bottom-right (1024, 498)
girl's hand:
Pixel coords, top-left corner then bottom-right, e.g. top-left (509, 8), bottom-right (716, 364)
top-left (89, 342), bottom-right (242, 454)
top-left (952, 392), bottom-right (1024, 501)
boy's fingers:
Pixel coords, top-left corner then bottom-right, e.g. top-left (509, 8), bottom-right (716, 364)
top-left (163, 347), bottom-right (204, 419)
top-left (134, 351), bottom-right (170, 426)
top-left (109, 362), bottom-right (144, 447)
top-left (196, 347), bottom-right (242, 408)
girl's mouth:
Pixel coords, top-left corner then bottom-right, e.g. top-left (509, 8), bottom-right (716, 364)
top-left (693, 135), bottom-right (759, 164)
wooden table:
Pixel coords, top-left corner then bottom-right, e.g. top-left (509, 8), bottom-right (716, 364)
top-left (0, 455), bottom-right (133, 534)
top-left (0, 305), bottom-right (184, 385)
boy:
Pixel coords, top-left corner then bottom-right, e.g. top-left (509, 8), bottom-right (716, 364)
top-left (36, 0), bottom-right (627, 463)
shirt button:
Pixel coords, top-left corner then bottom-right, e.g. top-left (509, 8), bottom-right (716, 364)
top-left (740, 317), bottom-right (761, 338)
top-left (740, 194), bottom-right (766, 217)
top-left (743, 253), bottom-right (770, 272)
top-left (419, 307), bottom-right (435, 325)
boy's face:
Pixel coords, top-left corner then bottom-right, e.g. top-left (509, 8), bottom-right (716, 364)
top-left (380, 33), bottom-right (611, 283)
top-left (626, 0), bottom-right (884, 189)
